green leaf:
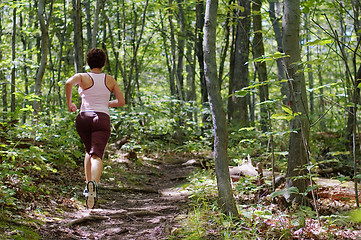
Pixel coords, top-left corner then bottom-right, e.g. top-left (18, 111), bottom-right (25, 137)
top-left (251, 52), bottom-right (287, 63)
top-left (305, 38), bottom-right (333, 46)
top-left (234, 90), bottom-right (248, 97)
top-left (271, 113), bottom-right (294, 121)
top-left (281, 105), bottom-right (293, 115)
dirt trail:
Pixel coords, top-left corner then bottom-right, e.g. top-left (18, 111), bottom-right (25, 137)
top-left (39, 153), bottom-right (197, 240)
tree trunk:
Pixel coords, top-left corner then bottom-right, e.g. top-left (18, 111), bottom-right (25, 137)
top-left (252, 0), bottom-right (269, 133)
top-left (186, 39), bottom-right (196, 103)
top-left (228, 0), bottom-right (250, 127)
top-left (92, 0), bottom-right (103, 48)
top-left (167, 0), bottom-right (177, 97)
top-left (176, 0), bottom-right (185, 100)
top-left (20, 13), bottom-right (29, 123)
top-left (269, 0), bottom-right (289, 104)
top-left (159, 11), bottom-right (174, 97)
top-left (34, 0), bottom-right (53, 114)
top-left (11, 3), bottom-right (16, 114)
top-left (305, 13), bottom-right (314, 117)
top-left (72, 0), bottom-right (84, 73)
top-left (55, 0), bottom-right (68, 108)
top-left (283, 0), bottom-right (310, 204)
top-left (218, 0), bottom-right (233, 87)
top-left (84, 0), bottom-right (92, 51)
top-left (123, 0), bottom-right (149, 104)
top-left (204, 0), bottom-right (238, 216)
top-left (105, 13), bottom-right (124, 81)
top-left (195, 0), bottom-right (208, 107)
top-left (0, 11), bottom-right (6, 121)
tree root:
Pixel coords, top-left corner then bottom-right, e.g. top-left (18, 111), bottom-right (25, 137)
top-left (64, 215), bottom-right (109, 227)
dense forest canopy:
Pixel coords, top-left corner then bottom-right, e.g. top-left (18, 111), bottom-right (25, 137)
top-left (0, 0), bottom-right (358, 130)
top-left (1, 0), bottom-right (361, 228)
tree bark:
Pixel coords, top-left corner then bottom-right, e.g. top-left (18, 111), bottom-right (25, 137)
top-left (252, 0), bottom-right (269, 133)
top-left (269, 0), bottom-right (289, 103)
top-left (105, 13), bottom-right (124, 81)
top-left (204, 0), bottom-right (238, 216)
top-left (84, 0), bottom-right (92, 51)
top-left (92, 0), bottom-right (103, 48)
top-left (72, 0), bottom-right (84, 73)
top-left (283, 0), bottom-right (310, 204)
top-left (218, 0), bottom-right (233, 87)
top-left (176, 0), bottom-right (185, 100)
top-left (228, 0), bottom-right (250, 127)
top-left (167, 0), bottom-right (177, 97)
top-left (195, 0), bottom-right (208, 106)
top-left (186, 39), bottom-right (196, 103)
top-left (11, 3), bottom-right (16, 114)
top-left (0, 10), bottom-right (6, 121)
top-left (34, 0), bottom-right (53, 114)
top-left (124, 0), bottom-right (149, 104)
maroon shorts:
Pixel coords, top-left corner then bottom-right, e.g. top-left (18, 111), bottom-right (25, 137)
top-left (75, 111), bottom-right (111, 159)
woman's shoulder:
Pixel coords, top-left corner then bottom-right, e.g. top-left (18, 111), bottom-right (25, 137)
top-left (105, 74), bottom-right (117, 91)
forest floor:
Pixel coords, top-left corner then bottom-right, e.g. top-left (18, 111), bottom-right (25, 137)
top-left (35, 150), bottom-right (198, 240)
top-left (2, 148), bottom-right (361, 239)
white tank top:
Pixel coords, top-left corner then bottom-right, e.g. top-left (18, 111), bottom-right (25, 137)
top-left (78, 73), bottom-right (111, 115)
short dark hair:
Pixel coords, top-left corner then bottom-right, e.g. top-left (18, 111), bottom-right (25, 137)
top-left (86, 48), bottom-right (106, 69)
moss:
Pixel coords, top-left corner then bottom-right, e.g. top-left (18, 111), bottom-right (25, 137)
top-left (0, 220), bottom-right (42, 240)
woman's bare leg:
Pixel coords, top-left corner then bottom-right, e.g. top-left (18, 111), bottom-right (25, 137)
top-left (84, 153), bottom-right (103, 183)
top-left (90, 155), bottom-right (103, 183)
top-left (84, 153), bottom-right (92, 182)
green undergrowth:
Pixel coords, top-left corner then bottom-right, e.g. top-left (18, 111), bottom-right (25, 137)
top-left (0, 218), bottom-right (41, 240)
top-left (169, 169), bottom-right (361, 240)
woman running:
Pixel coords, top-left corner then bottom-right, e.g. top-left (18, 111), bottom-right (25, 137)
top-left (65, 48), bottom-right (125, 208)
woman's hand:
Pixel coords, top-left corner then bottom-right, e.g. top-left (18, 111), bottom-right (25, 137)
top-left (68, 103), bottom-right (78, 112)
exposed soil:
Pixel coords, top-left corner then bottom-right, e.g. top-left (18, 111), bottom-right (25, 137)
top-left (37, 151), bottom-right (198, 240)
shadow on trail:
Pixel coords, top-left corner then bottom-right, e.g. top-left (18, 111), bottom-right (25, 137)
top-left (39, 152), bottom-right (198, 240)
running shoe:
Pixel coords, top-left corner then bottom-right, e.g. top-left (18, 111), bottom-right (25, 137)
top-left (83, 180), bottom-right (98, 209)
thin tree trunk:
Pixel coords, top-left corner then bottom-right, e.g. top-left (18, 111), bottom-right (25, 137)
top-left (228, 0), bottom-right (250, 127)
top-left (167, 0), bottom-right (177, 97)
top-left (195, 0), bottom-right (208, 107)
top-left (55, 0), bottom-right (68, 108)
top-left (176, 0), bottom-right (185, 100)
top-left (204, 0), bottom-right (238, 216)
top-left (186, 39), bottom-right (197, 121)
top-left (159, 10), bottom-right (174, 97)
top-left (186, 40), bottom-right (196, 102)
top-left (20, 13), bottom-right (29, 123)
top-left (92, 0), bottom-right (103, 48)
top-left (34, 0), bottom-right (53, 114)
top-left (0, 10), bottom-right (6, 121)
top-left (124, 0), bottom-right (149, 104)
top-left (352, 0), bottom-right (361, 207)
top-left (72, 0), bottom-right (84, 73)
top-left (317, 52), bottom-right (326, 131)
top-left (218, 0), bottom-right (233, 87)
top-left (121, 0), bottom-right (127, 90)
top-left (252, 0), bottom-right (269, 133)
top-left (283, 0), bottom-right (310, 204)
top-left (105, 13), bottom-right (124, 81)
top-left (228, 24), bottom-right (236, 121)
top-left (269, 0), bottom-right (289, 103)
top-left (101, 10), bottom-right (110, 73)
top-left (11, 2), bottom-right (16, 114)
top-left (84, 0), bottom-right (92, 51)
top-left (305, 13), bottom-right (314, 117)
